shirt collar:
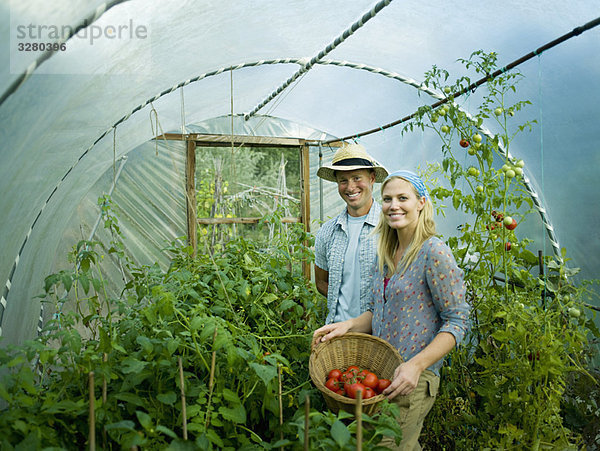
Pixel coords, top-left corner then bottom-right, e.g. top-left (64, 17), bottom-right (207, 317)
top-left (336, 201), bottom-right (381, 229)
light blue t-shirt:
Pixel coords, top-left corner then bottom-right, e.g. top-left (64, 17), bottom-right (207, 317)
top-left (333, 213), bottom-right (366, 322)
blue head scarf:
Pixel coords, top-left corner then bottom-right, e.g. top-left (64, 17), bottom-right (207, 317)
top-left (384, 170), bottom-right (430, 201)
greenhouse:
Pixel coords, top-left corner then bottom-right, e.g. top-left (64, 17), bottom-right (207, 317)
top-left (1, 0), bottom-right (599, 449)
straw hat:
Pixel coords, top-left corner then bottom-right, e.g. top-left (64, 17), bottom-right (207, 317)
top-left (317, 143), bottom-right (388, 183)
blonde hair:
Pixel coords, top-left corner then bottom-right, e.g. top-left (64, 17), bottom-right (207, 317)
top-left (374, 176), bottom-right (436, 277)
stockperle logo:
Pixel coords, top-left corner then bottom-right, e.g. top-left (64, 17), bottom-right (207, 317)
top-left (10, 15), bottom-right (151, 74)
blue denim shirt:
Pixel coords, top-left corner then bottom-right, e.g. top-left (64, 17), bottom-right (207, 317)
top-left (315, 202), bottom-right (381, 324)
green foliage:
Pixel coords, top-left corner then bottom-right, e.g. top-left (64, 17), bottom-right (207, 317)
top-left (407, 50), bottom-right (599, 450)
top-left (0, 199), bottom-right (399, 449)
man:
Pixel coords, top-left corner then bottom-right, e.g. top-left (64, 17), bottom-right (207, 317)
top-left (315, 142), bottom-right (388, 324)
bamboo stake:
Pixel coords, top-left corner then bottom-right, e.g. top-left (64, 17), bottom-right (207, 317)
top-left (102, 353), bottom-right (108, 403)
top-left (89, 371), bottom-right (96, 451)
top-left (102, 353), bottom-right (107, 448)
top-left (304, 394), bottom-right (310, 451)
top-left (178, 357), bottom-right (188, 440)
top-left (205, 327), bottom-right (218, 429)
top-left (278, 364), bottom-right (284, 450)
top-left (355, 390), bottom-right (362, 451)
top-left (538, 250), bottom-right (546, 309)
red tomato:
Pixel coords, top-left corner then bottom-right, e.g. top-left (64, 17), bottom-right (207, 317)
top-left (347, 382), bottom-right (367, 399)
top-left (459, 139), bottom-right (470, 148)
top-left (346, 365), bottom-right (360, 375)
top-left (336, 388), bottom-right (346, 396)
top-left (356, 369), bottom-right (369, 381)
top-left (503, 216), bottom-right (517, 230)
top-left (362, 371), bottom-right (379, 389)
top-left (363, 387), bottom-right (376, 399)
top-left (328, 368), bottom-right (342, 380)
top-left (325, 377), bottom-right (339, 392)
top-left (376, 378), bottom-right (391, 394)
top-left (341, 370), bottom-right (355, 384)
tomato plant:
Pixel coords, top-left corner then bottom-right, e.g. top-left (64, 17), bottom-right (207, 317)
top-left (404, 50), bottom-right (599, 450)
top-left (0, 200), bottom-right (404, 449)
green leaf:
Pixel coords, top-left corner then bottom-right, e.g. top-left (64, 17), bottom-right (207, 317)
top-left (42, 399), bottom-right (84, 414)
top-left (190, 316), bottom-right (204, 332)
top-left (156, 425), bottom-right (178, 439)
top-left (221, 388), bottom-right (241, 404)
top-left (136, 335), bottom-right (153, 354)
top-left (206, 428), bottom-right (225, 448)
top-left (114, 392), bottom-right (145, 407)
top-left (79, 273), bottom-right (90, 294)
top-left (279, 299), bottom-right (297, 311)
top-left (105, 420), bottom-right (136, 431)
top-left (92, 277), bottom-right (102, 293)
top-left (331, 419), bottom-right (351, 447)
top-left (157, 391), bottom-right (177, 405)
top-left (121, 357), bottom-right (148, 374)
top-left (112, 342), bottom-right (128, 354)
top-left (0, 381), bottom-right (12, 402)
top-left (218, 405), bottom-right (247, 423)
top-left (262, 293), bottom-right (278, 305)
top-left (44, 274), bottom-right (60, 292)
top-left (249, 362), bottom-right (277, 387)
top-left (166, 339), bottom-right (179, 356)
top-left (136, 410), bottom-right (153, 430)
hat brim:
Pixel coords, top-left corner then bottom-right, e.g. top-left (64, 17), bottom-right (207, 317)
top-left (316, 164), bottom-right (389, 183)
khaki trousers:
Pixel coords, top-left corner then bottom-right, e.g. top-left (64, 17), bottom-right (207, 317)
top-left (379, 370), bottom-right (439, 450)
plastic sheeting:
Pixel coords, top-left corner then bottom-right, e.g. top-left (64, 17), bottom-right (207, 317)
top-left (1, 0), bottom-right (599, 345)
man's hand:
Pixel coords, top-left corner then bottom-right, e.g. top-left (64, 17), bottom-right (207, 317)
top-left (312, 321), bottom-right (352, 349)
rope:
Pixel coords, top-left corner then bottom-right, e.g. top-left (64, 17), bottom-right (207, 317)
top-left (113, 127), bottom-right (117, 184)
top-left (180, 87), bottom-right (187, 135)
top-left (243, 0), bottom-right (393, 120)
top-left (0, 0), bottom-right (131, 109)
top-left (324, 16), bottom-right (600, 144)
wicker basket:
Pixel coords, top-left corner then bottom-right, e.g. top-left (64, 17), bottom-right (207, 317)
top-left (309, 332), bottom-right (403, 415)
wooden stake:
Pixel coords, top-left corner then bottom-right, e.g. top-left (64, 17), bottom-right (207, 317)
top-left (278, 365), bottom-right (284, 450)
top-left (102, 353), bottom-right (108, 403)
top-left (185, 139), bottom-right (197, 257)
top-left (102, 353), bottom-right (107, 448)
top-left (538, 250), bottom-right (546, 308)
top-left (304, 394), bottom-right (310, 451)
top-left (355, 390), bottom-right (362, 451)
top-left (89, 371), bottom-right (96, 451)
top-left (205, 327), bottom-right (218, 429)
top-left (178, 357), bottom-right (188, 440)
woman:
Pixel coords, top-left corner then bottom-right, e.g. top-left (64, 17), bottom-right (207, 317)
top-left (313, 170), bottom-right (470, 450)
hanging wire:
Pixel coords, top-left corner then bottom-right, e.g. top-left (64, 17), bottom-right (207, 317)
top-left (324, 16), bottom-right (600, 144)
top-left (0, 0), bottom-right (132, 109)
top-left (113, 127), bottom-right (117, 184)
top-left (244, 0), bottom-right (394, 119)
top-left (252, 70), bottom-right (310, 133)
top-left (180, 86), bottom-right (187, 135)
top-left (150, 107), bottom-right (159, 156)
top-left (537, 54), bottom-right (549, 305)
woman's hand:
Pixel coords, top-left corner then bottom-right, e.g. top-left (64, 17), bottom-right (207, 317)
top-left (382, 361), bottom-right (422, 399)
top-left (312, 321), bottom-right (351, 349)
